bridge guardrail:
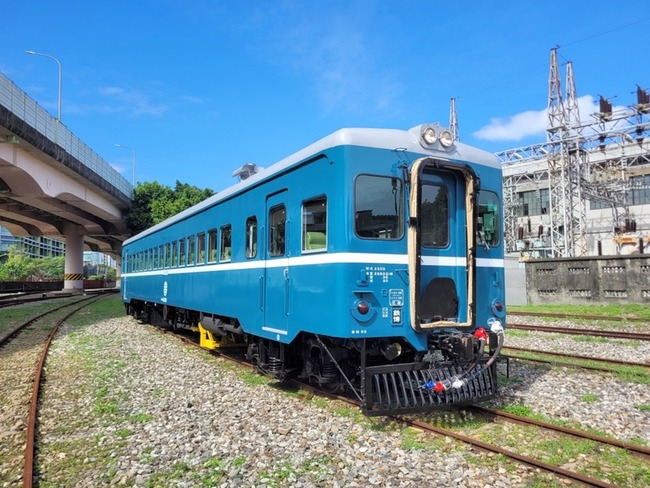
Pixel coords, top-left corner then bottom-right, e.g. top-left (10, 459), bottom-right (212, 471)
top-left (0, 70), bottom-right (132, 198)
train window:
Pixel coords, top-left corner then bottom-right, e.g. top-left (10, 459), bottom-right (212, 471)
top-left (246, 217), bottom-right (257, 258)
top-left (164, 243), bottom-right (171, 268)
top-left (355, 175), bottom-right (403, 239)
top-left (421, 183), bottom-right (449, 248)
top-left (158, 245), bottom-right (164, 269)
top-left (171, 241), bottom-right (178, 267)
top-left (269, 205), bottom-right (286, 257)
top-left (302, 197), bottom-right (327, 252)
top-left (187, 235), bottom-right (195, 266)
top-left (148, 249), bottom-right (153, 270)
top-left (208, 229), bottom-right (217, 263)
top-left (179, 239), bottom-right (186, 266)
top-left (152, 247), bottom-right (158, 269)
top-left (197, 232), bottom-right (205, 265)
top-left (477, 191), bottom-right (500, 247)
top-left (220, 225), bottom-right (232, 262)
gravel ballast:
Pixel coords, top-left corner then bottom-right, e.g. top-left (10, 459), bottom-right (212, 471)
top-left (32, 311), bottom-right (650, 487)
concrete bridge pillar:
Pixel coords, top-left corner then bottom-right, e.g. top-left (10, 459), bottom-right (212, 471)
top-left (63, 223), bottom-right (85, 292)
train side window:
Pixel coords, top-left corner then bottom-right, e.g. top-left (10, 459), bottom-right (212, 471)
top-left (246, 217), bottom-right (257, 258)
top-left (269, 205), bottom-right (286, 257)
top-left (188, 235), bottom-right (195, 265)
top-left (148, 249), bottom-right (153, 270)
top-left (179, 238), bottom-right (186, 266)
top-left (355, 175), bottom-right (403, 239)
top-left (220, 225), bottom-right (232, 262)
top-left (197, 232), bottom-right (206, 264)
top-left (207, 229), bottom-right (217, 263)
top-left (477, 191), bottom-right (500, 247)
top-left (171, 241), bottom-right (178, 267)
top-left (165, 243), bottom-right (171, 268)
top-left (302, 197), bottom-right (327, 253)
top-left (158, 245), bottom-right (164, 269)
top-left (152, 247), bottom-right (158, 269)
top-left (421, 183), bottom-right (449, 248)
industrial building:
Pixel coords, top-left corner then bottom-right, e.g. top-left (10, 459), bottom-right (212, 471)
top-left (496, 49), bottom-right (649, 258)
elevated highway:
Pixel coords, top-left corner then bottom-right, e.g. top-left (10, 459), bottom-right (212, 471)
top-left (0, 71), bottom-right (132, 290)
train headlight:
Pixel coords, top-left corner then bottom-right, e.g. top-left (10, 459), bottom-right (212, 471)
top-left (439, 130), bottom-right (454, 148)
top-left (421, 126), bottom-right (437, 145)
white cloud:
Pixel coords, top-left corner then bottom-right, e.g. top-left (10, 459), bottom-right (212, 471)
top-left (472, 95), bottom-right (612, 142)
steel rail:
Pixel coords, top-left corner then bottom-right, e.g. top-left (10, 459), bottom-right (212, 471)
top-left (399, 416), bottom-right (617, 488)
top-left (20, 295), bottom-right (105, 488)
top-left (503, 345), bottom-right (650, 369)
top-left (0, 296), bottom-right (94, 346)
top-left (508, 311), bottom-right (647, 323)
top-left (470, 406), bottom-right (650, 459)
top-left (151, 324), bottom-right (624, 487)
top-left (508, 323), bottom-right (650, 341)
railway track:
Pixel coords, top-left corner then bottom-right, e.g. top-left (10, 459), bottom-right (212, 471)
top-left (503, 345), bottom-right (650, 372)
top-left (0, 294), bottom-right (105, 488)
top-left (156, 324), bottom-right (647, 487)
top-left (508, 310), bottom-right (648, 323)
top-left (508, 323), bottom-right (650, 341)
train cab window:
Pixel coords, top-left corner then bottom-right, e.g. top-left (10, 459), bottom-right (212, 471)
top-left (220, 225), bottom-right (232, 262)
top-left (246, 217), bottom-right (257, 258)
top-left (355, 175), bottom-right (403, 239)
top-left (208, 229), bottom-right (217, 263)
top-left (171, 241), bottom-right (178, 267)
top-left (197, 232), bottom-right (206, 265)
top-left (421, 183), bottom-right (449, 248)
top-left (187, 235), bottom-right (195, 266)
top-left (302, 197), bottom-right (327, 252)
top-left (269, 205), bottom-right (286, 257)
top-left (477, 191), bottom-right (500, 247)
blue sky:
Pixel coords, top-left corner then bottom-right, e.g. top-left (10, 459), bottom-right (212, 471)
top-left (2, 1), bottom-right (648, 192)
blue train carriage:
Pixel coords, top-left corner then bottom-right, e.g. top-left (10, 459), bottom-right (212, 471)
top-left (121, 123), bottom-right (506, 415)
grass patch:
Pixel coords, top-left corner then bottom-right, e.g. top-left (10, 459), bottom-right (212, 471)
top-left (509, 303), bottom-right (650, 320)
top-left (580, 394), bottom-right (599, 403)
top-left (637, 404), bottom-right (650, 412)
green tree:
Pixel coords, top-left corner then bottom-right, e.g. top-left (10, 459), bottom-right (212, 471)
top-left (0, 247), bottom-right (36, 280)
top-left (124, 180), bottom-right (214, 235)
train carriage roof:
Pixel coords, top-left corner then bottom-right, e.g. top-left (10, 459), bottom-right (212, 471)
top-left (124, 124), bottom-right (500, 245)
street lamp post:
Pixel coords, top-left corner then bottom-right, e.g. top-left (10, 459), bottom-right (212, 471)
top-left (114, 144), bottom-right (136, 187)
top-left (26, 50), bottom-right (62, 122)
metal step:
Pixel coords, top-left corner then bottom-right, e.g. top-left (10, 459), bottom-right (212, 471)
top-left (363, 361), bottom-right (497, 415)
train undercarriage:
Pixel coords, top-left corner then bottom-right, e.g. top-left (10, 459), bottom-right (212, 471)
top-left (126, 299), bottom-right (501, 415)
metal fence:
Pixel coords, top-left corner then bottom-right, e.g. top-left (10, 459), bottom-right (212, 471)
top-left (0, 70), bottom-right (132, 198)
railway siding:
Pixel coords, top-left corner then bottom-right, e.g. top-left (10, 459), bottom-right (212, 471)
top-left (3, 296), bottom-right (649, 486)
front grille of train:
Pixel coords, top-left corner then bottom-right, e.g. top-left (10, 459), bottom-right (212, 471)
top-left (363, 361), bottom-right (497, 415)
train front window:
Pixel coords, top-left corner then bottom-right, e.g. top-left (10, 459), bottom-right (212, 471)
top-left (421, 183), bottom-right (449, 248)
top-left (302, 197), bottom-right (327, 253)
top-left (355, 175), bottom-right (403, 239)
top-left (269, 205), bottom-right (286, 257)
top-left (477, 191), bottom-right (500, 247)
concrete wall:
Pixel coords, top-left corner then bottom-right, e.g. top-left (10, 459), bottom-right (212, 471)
top-left (525, 255), bottom-right (650, 305)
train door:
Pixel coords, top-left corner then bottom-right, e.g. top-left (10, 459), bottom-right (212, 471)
top-left (408, 157), bottom-right (477, 331)
top-left (263, 190), bottom-right (291, 338)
